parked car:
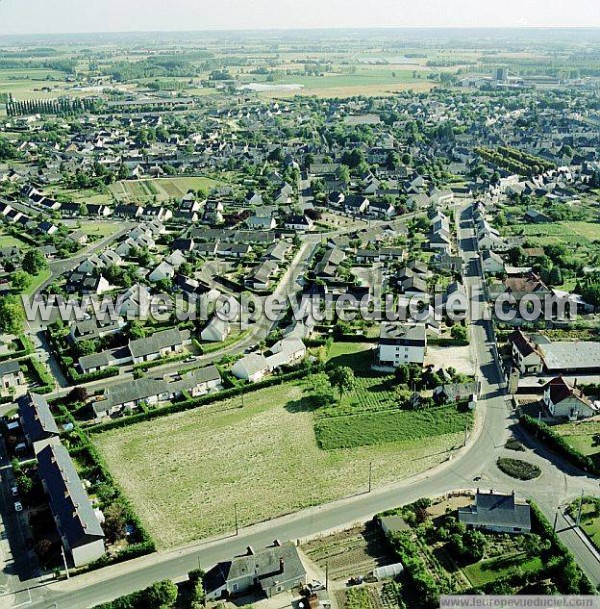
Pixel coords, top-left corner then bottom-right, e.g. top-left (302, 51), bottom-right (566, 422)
top-left (10, 486), bottom-right (18, 497)
top-left (14, 501), bottom-right (23, 512)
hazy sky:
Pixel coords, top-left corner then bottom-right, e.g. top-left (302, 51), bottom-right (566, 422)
top-left (0, 0), bottom-right (597, 35)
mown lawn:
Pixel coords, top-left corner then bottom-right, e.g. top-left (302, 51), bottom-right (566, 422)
top-left (463, 553), bottom-right (543, 587)
top-left (93, 379), bottom-right (464, 548)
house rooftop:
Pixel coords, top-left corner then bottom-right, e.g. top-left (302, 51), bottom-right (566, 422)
top-left (37, 443), bottom-right (104, 548)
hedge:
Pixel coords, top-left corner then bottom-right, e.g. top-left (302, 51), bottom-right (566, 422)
top-left (87, 364), bottom-right (323, 434)
top-left (22, 356), bottom-right (54, 394)
top-left (69, 366), bottom-right (120, 384)
top-left (0, 334), bottom-right (35, 362)
top-left (519, 414), bottom-right (598, 475)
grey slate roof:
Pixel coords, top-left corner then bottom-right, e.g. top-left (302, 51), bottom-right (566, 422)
top-left (204, 544), bottom-right (306, 596)
top-left (18, 393), bottom-right (60, 444)
top-left (0, 360), bottom-right (20, 376)
top-left (458, 491), bottom-right (531, 530)
top-left (37, 443), bottom-right (105, 549)
top-left (129, 328), bottom-right (189, 359)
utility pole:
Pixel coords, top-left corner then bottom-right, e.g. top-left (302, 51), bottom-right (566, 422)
top-left (553, 510), bottom-right (559, 532)
top-left (234, 503), bottom-right (239, 535)
top-left (325, 560), bottom-right (329, 591)
top-left (576, 489), bottom-right (584, 527)
top-left (61, 546), bottom-right (70, 580)
top-left (368, 462), bottom-right (373, 493)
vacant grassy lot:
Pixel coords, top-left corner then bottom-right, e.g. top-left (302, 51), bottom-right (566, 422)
top-left (513, 221), bottom-right (599, 248)
top-left (77, 221), bottom-right (124, 238)
top-left (315, 406), bottom-right (471, 450)
top-left (93, 381), bottom-right (464, 548)
top-left (109, 176), bottom-right (222, 203)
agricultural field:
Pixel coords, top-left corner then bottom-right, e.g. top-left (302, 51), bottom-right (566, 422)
top-left (510, 220), bottom-right (600, 249)
top-left (108, 176), bottom-right (223, 203)
top-left (93, 379), bottom-right (465, 548)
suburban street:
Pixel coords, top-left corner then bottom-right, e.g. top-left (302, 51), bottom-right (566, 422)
top-left (0, 203), bottom-right (597, 609)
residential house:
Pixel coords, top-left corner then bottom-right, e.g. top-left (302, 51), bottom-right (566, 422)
top-left (37, 443), bottom-right (105, 567)
top-left (543, 376), bottom-right (598, 420)
top-left (204, 543), bottom-right (306, 601)
top-left (284, 215), bottom-right (313, 232)
top-left (0, 360), bottom-right (24, 392)
top-left (481, 250), bottom-right (506, 274)
top-left (458, 490), bottom-right (531, 534)
top-left (507, 330), bottom-right (544, 375)
top-left (201, 315), bottom-right (230, 343)
top-left (376, 323), bottom-right (427, 368)
top-left (18, 392), bottom-right (60, 449)
top-left (128, 328), bottom-right (191, 364)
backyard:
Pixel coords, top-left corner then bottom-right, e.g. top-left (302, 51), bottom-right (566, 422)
top-left (93, 379), bottom-right (465, 548)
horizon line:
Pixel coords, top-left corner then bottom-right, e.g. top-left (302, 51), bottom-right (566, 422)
top-left (2, 24), bottom-right (600, 38)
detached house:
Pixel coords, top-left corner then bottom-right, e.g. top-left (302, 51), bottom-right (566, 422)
top-left (377, 322), bottom-right (427, 368)
top-left (204, 543), bottom-right (306, 601)
top-left (458, 490), bottom-right (531, 534)
top-left (0, 360), bottom-right (24, 392)
top-left (543, 377), bottom-right (598, 420)
top-left (507, 330), bottom-right (543, 375)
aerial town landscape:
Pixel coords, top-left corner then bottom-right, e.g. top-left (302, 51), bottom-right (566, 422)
top-left (0, 4), bottom-right (599, 609)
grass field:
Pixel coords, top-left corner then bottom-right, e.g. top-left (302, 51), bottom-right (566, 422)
top-left (513, 221), bottom-right (600, 248)
top-left (109, 176), bottom-right (223, 203)
top-left (463, 554), bottom-right (543, 587)
top-left (0, 234), bottom-right (30, 249)
top-left (554, 420), bottom-right (600, 467)
top-left (76, 221), bottom-right (124, 238)
top-left (315, 406), bottom-right (471, 450)
top-left (573, 501), bottom-right (600, 552)
top-left (93, 380), bottom-right (464, 548)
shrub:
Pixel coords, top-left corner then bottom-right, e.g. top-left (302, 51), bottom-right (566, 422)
top-left (496, 457), bottom-right (541, 480)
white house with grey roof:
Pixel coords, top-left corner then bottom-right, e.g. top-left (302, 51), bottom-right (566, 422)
top-left (458, 490), bottom-right (531, 534)
top-left (128, 328), bottom-right (191, 364)
top-left (204, 543), bottom-right (306, 601)
top-left (376, 323), bottom-right (427, 369)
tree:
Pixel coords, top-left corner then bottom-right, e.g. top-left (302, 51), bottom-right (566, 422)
top-left (336, 164), bottom-right (350, 185)
top-left (77, 340), bottom-right (98, 357)
top-left (22, 249), bottom-right (48, 276)
top-left (451, 324), bottom-right (468, 344)
top-left (103, 502), bottom-right (128, 544)
top-left (142, 580), bottom-right (178, 608)
top-left (10, 271), bottom-right (32, 292)
top-left (0, 295), bottom-right (25, 335)
top-left (327, 366), bottom-right (356, 399)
